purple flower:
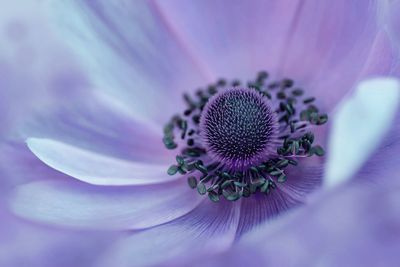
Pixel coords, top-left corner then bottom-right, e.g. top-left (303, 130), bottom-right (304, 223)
top-left (2, 1), bottom-right (400, 266)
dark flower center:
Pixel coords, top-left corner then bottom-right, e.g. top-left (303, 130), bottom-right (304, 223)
top-left (200, 88), bottom-right (277, 170)
top-left (162, 71), bottom-right (328, 202)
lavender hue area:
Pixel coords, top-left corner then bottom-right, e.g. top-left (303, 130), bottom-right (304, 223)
top-left (1, 1), bottom-right (400, 267)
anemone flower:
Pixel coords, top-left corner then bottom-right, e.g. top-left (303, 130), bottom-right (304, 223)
top-left (3, 1), bottom-right (400, 267)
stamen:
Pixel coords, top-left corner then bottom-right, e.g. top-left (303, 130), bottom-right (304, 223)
top-left (163, 71), bottom-right (328, 202)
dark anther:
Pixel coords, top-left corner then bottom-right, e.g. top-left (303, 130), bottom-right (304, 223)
top-left (281, 79), bottom-right (294, 88)
top-left (303, 97), bottom-right (316, 104)
top-left (232, 80), bottom-right (241, 86)
top-left (257, 71), bottom-right (269, 80)
top-left (187, 139), bottom-right (194, 146)
top-left (183, 93), bottom-right (196, 109)
top-left (217, 79), bottom-right (227, 87)
top-left (292, 88), bottom-right (304, 96)
top-left (208, 85), bottom-right (217, 95)
top-left (192, 115), bottom-right (200, 124)
top-left (277, 91), bottom-right (286, 99)
top-left (164, 70), bottom-right (327, 202)
top-left (268, 82), bottom-right (279, 89)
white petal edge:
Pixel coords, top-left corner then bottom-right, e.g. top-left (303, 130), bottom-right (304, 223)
top-left (26, 137), bottom-right (176, 186)
top-left (324, 77), bottom-right (400, 188)
top-left (10, 179), bottom-right (203, 230)
top-left (96, 200), bottom-right (241, 267)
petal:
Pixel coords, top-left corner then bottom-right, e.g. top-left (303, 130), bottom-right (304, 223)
top-left (52, 1), bottom-right (213, 124)
top-left (23, 92), bottom-right (173, 164)
top-left (0, 142), bottom-right (73, 192)
top-left (0, 1), bottom-right (91, 138)
top-left (278, 1), bottom-right (393, 110)
top-left (27, 138), bottom-right (176, 186)
top-left (10, 179), bottom-right (202, 230)
top-left (354, 100), bottom-right (400, 186)
top-left (237, 161), bottom-right (323, 236)
top-left (156, 0), bottom-right (394, 111)
top-left (1, 143), bottom-right (117, 266)
top-left (0, 210), bottom-right (116, 267)
top-left (155, 0), bottom-right (301, 79)
top-left (207, 183), bottom-right (400, 267)
top-left (96, 200), bottom-right (240, 267)
top-left (381, 0), bottom-right (400, 55)
top-left (325, 78), bottom-right (400, 188)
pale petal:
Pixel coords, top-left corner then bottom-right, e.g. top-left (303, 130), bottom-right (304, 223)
top-left (381, 0), bottom-right (400, 55)
top-left (96, 200), bottom-right (240, 267)
top-left (27, 138), bottom-right (175, 186)
top-left (0, 209), bottom-right (116, 267)
top-left (278, 1), bottom-right (393, 110)
top-left (354, 99), bottom-right (400, 186)
top-left (238, 162), bottom-right (323, 236)
top-left (155, 0), bottom-right (301, 79)
top-left (156, 0), bottom-right (393, 111)
top-left (325, 78), bottom-right (400, 188)
top-left (194, 183), bottom-right (400, 267)
top-left (10, 179), bottom-right (202, 230)
top-left (0, 1), bottom-right (91, 138)
top-left (52, 1), bottom-right (212, 124)
top-left (22, 92), bottom-right (173, 164)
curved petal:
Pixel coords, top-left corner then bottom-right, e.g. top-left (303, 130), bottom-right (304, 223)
top-left (96, 200), bottom-right (240, 267)
top-left (277, 1), bottom-right (394, 110)
top-left (0, 209), bottom-right (116, 267)
top-left (156, 0), bottom-right (394, 111)
top-left (0, 142), bottom-right (71, 192)
top-left (381, 0), bottom-right (400, 55)
top-left (52, 1), bottom-right (213, 124)
top-left (325, 78), bottom-right (400, 188)
top-left (237, 161), bottom-right (323, 236)
top-left (27, 138), bottom-right (176, 186)
top-left (0, 1), bottom-right (91, 139)
top-left (22, 92), bottom-right (173, 164)
top-left (197, 183), bottom-right (400, 267)
top-left (0, 142), bottom-right (117, 267)
top-left (10, 179), bottom-right (203, 230)
top-left (155, 0), bottom-right (301, 80)
top-left (355, 101), bottom-right (400, 186)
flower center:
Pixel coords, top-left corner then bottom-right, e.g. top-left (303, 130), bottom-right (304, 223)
top-left (162, 71), bottom-right (328, 202)
top-left (200, 88), bottom-right (277, 170)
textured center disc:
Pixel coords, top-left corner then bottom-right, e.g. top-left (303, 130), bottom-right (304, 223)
top-left (200, 88), bottom-right (276, 169)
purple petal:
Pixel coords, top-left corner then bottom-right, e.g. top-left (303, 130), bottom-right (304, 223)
top-left (1, 143), bottom-right (114, 267)
top-left (354, 1), bottom-right (400, 186)
top-left (53, 1), bottom-right (213, 124)
top-left (382, 0), bottom-right (400, 54)
top-left (194, 183), bottom-right (400, 267)
top-left (0, 209), bottom-right (116, 267)
top-left (277, 1), bottom-right (394, 110)
top-left (355, 101), bottom-right (400, 186)
top-left (10, 179), bottom-right (202, 230)
top-left (0, 142), bottom-right (70, 193)
top-left (97, 200), bottom-right (240, 267)
top-left (237, 161), bottom-right (323, 236)
top-left (26, 138), bottom-right (177, 186)
top-left (155, 0), bottom-right (301, 80)
top-left (0, 2), bottom-right (91, 138)
top-left (156, 0), bottom-right (394, 111)
top-left (23, 93), bottom-right (172, 164)
top-left (325, 78), bottom-right (400, 188)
